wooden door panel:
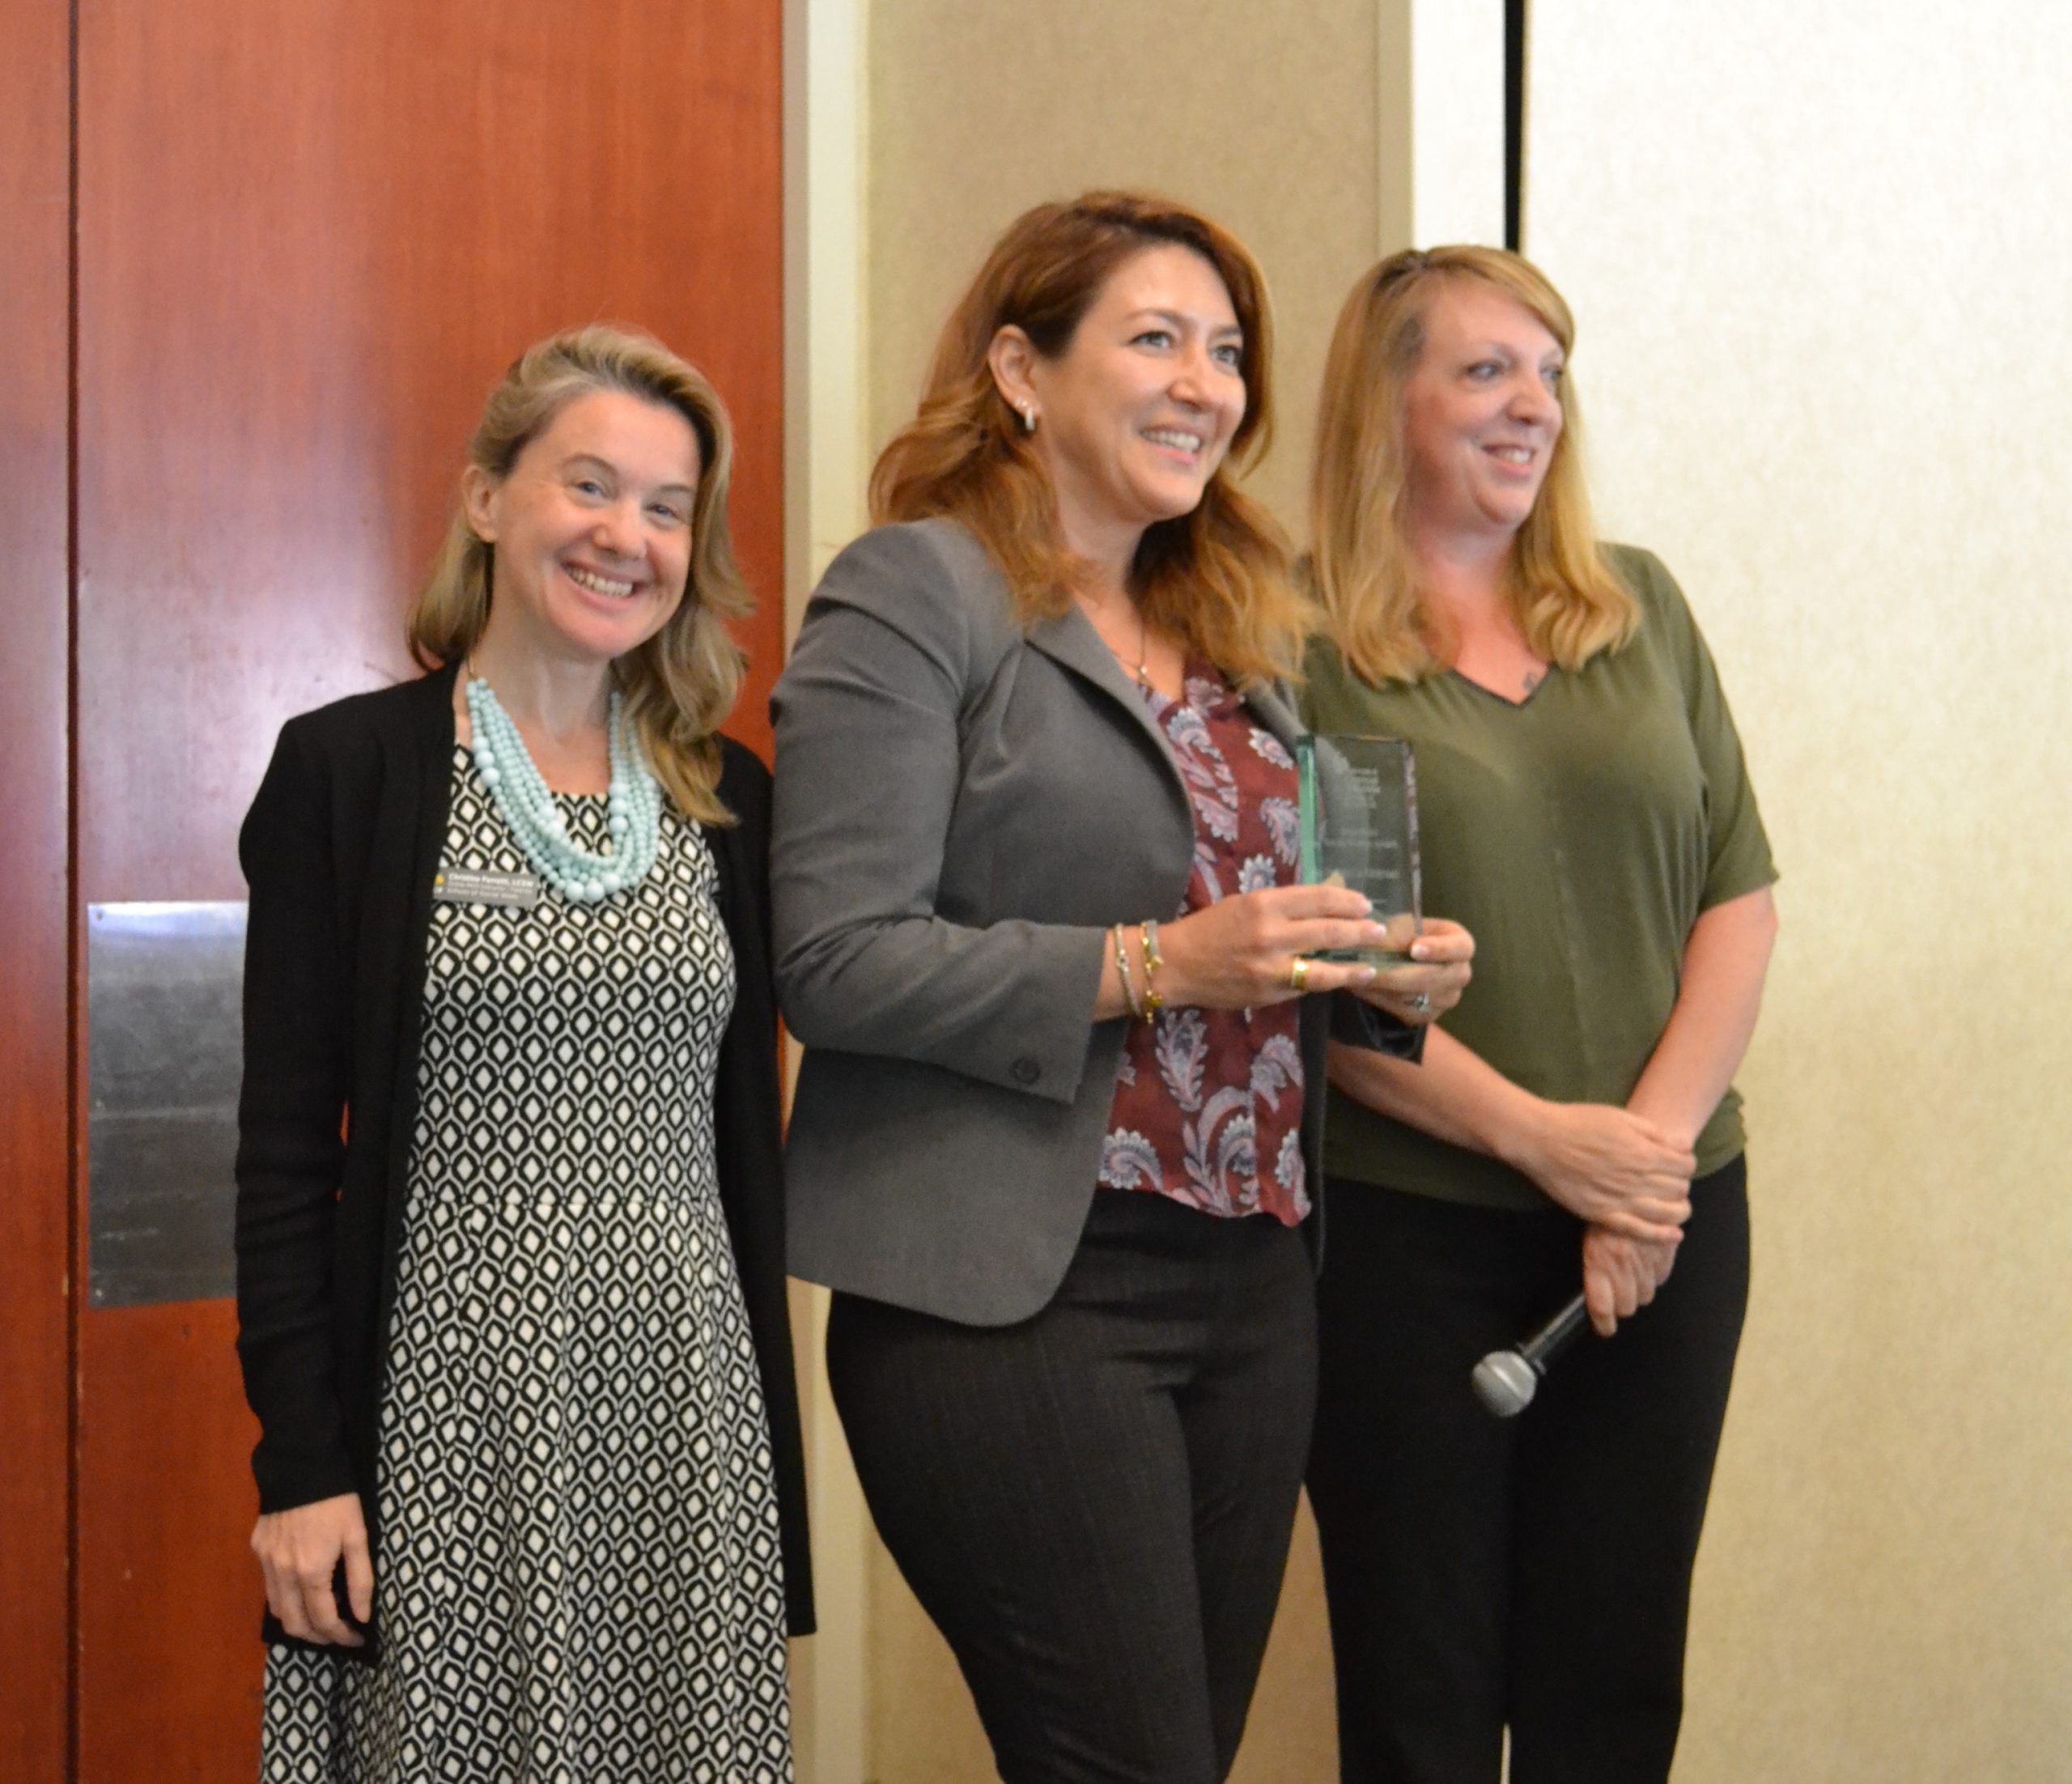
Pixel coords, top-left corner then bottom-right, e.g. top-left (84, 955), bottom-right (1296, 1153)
top-left (78, 0), bottom-right (786, 906)
top-left (74, 2), bottom-right (782, 1774)
top-left (0, 0), bottom-right (78, 1773)
top-left (74, 1306), bottom-right (261, 1781)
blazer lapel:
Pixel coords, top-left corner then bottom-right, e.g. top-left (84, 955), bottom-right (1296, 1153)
top-left (406, 662), bottom-right (462, 889)
top-left (1026, 605), bottom-right (1185, 778)
top-left (1027, 613), bottom-right (1311, 813)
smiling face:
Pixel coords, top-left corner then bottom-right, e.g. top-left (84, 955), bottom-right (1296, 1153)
top-left (463, 386), bottom-right (703, 670)
top-left (1400, 278), bottom-right (1566, 544)
top-left (1011, 242), bottom-right (1248, 567)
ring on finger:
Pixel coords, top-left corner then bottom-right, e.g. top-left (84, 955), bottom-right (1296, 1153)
top-left (1287, 955), bottom-right (1310, 993)
top-left (1408, 991), bottom-right (1432, 1014)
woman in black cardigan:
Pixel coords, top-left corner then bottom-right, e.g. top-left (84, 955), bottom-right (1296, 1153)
top-left (236, 325), bottom-right (809, 1783)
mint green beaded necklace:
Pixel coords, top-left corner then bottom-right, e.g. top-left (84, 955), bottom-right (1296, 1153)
top-left (464, 674), bottom-right (663, 903)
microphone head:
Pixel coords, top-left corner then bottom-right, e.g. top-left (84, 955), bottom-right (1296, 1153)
top-left (1471, 1349), bottom-right (1538, 1417)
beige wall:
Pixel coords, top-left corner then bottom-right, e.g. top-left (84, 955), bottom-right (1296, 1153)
top-left (1527, 5), bottom-right (2072, 1780)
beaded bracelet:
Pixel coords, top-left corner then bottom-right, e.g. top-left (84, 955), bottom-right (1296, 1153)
top-left (1138, 919), bottom-right (1166, 1022)
top-left (1111, 924), bottom-right (1144, 1020)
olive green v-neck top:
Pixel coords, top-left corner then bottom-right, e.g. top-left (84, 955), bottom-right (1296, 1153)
top-left (1300, 544), bottom-right (1777, 1211)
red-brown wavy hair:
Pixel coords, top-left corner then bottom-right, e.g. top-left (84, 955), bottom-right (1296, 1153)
top-left (870, 190), bottom-right (1310, 686)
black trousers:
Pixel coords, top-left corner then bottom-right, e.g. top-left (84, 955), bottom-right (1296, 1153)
top-left (1306, 1160), bottom-right (1749, 1784)
top-left (826, 1190), bottom-right (1318, 1784)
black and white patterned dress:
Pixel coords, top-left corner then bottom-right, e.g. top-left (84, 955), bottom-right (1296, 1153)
top-left (261, 750), bottom-right (792, 1784)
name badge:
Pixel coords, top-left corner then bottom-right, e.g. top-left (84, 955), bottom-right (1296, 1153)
top-left (433, 868), bottom-right (541, 909)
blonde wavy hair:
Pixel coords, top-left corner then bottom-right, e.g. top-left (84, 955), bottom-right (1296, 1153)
top-left (408, 325), bottom-right (751, 824)
top-left (871, 190), bottom-right (1311, 686)
top-left (1309, 245), bottom-right (1637, 685)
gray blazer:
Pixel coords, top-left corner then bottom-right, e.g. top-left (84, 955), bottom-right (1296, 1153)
top-left (771, 518), bottom-right (1410, 1326)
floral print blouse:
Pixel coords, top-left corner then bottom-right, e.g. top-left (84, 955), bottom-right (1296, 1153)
top-left (1098, 662), bottom-right (1310, 1226)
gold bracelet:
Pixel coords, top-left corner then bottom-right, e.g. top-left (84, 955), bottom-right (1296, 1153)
top-left (1111, 924), bottom-right (1144, 1020)
top-left (1139, 919), bottom-right (1165, 1022)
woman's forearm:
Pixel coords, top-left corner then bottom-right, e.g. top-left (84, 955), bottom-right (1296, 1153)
top-left (1625, 886), bottom-right (1778, 1147)
top-left (1326, 1023), bottom-right (1547, 1169)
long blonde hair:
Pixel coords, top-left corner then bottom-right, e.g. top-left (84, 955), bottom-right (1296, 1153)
top-left (1309, 245), bottom-right (1636, 685)
top-left (871, 190), bottom-right (1312, 686)
top-left (409, 325), bottom-right (751, 824)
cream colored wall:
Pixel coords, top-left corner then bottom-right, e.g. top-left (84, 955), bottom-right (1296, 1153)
top-left (783, 2), bottom-right (873, 1777)
top-left (1526, 6), bottom-right (2072, 1780)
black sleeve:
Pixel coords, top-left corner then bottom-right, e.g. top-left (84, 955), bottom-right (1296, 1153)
top-left (1330, 989), bottom-right (1427, 1062)
top-left (709, 740), bottom-right (816, 1635)
top-left (233, 720), bottom-right (359, 1511)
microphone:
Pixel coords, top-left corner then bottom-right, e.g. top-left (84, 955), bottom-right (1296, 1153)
top-left (1471, 1293), bottom-right (1591, 1417)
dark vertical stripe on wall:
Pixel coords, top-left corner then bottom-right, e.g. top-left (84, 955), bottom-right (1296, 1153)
top-left (0, 0), bottom-right (79, 1769)
top-left (67, 0), bottom-right (85, 1770)
top-left (1505, 0), bottom-right (1527, 250)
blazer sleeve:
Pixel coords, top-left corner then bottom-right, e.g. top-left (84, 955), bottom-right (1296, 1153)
top-left (770, 525), bottom-right (1106, 1106)
top-left (234, 719), bottom-right (360, 1511)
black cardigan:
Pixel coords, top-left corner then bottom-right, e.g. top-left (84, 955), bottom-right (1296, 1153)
top-left (234, 662), bottom-right (813, 1644)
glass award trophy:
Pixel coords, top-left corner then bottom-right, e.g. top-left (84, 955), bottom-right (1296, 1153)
top-left (1295, 733), bottom-right (1421, 962)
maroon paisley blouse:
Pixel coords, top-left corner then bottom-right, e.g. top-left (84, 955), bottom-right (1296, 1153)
top-left (1098, 662), bottom-right (1310, 1226)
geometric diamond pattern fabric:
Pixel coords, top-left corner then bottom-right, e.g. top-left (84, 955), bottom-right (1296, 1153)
top-left (262, 750), bottom-right (793, 1782)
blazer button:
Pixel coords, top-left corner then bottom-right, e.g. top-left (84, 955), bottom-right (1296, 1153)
top-left (1011, 1056), bottom-right (1042, 1086)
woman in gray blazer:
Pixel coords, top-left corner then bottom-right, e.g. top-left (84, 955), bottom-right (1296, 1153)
top-left (771, 192), bottom-right (1474, 1784)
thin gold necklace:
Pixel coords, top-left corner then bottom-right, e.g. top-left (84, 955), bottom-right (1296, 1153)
top-left (1093, 605), bottom-right (1151, 690)
top-left (1126, 608), bottom-right (1150, 689)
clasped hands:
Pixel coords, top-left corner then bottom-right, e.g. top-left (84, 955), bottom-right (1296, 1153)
top-left (1506, 1100), bottom-right (1696, 1336)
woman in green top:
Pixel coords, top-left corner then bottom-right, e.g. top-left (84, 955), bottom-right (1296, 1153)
top-left (1300, 246), bottom-right (1778, 1784)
